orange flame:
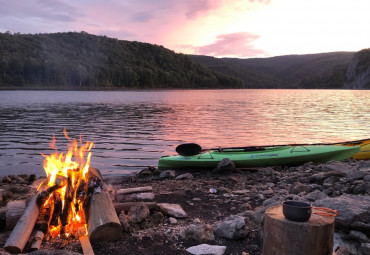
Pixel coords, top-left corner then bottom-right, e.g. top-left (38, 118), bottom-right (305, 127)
top-left (41, 129), bottom-right (95, 237)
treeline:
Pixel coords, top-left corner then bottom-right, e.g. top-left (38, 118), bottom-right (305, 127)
top-left (0, 32), bottom-right (243, 89)
top-left (190, 52), bottom-right (356, 89)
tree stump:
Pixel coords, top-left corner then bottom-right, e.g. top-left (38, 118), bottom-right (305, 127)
top-left (262, 204), bottom-right (335, 255)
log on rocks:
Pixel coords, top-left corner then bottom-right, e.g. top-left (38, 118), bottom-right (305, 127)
top-left (262, 204), bottom-right (335, 255)
top-left (87, 190), bottom-right (122, 242)
top-left (4, 194), bottom-right (41, 254)
top-left (6, 200), bottom-right (26, 230)
top-left (116, 186), bottom-right (154, 203)
top-left (114, 202), bottom-right (157, 214)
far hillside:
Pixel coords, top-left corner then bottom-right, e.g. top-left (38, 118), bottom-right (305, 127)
top-left (190, 52), bottom-right (355, 89)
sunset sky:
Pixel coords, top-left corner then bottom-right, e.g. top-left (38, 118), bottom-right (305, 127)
top-left (1, 0), bottom-right (369, 58)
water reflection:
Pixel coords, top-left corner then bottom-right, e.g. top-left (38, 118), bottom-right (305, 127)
top-left (0, 90), bottom-right (369, 176)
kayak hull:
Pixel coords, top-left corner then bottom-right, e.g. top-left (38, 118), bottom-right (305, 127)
top-left (158, 145), bottom-right (360, 170)
top-left (332, 139), bottom-right (370, 160)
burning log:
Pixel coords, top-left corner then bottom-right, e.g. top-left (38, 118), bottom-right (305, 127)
top-left (30, 200), bottom-right (52, 252)
top-left (4, 193), bottom-right (42, 254)
top-left (49, 192), bottom-right (62, 226)
top-left (60, 176), bottom-right (73, 236)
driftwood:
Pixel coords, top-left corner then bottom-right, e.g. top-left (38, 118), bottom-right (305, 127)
top-left (4, 194), bottom-right (41, 254)
top-left (6, 200), bottom-right (26, 230)
top-left (116, 186), bottom-right (155, 203)
top-left (80, 235), bottom-right (95, 255)
top-left (262, 204), bottom-right (335, 255)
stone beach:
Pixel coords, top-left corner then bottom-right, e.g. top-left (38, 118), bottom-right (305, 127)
top-left (0, 159), bottom-right (369, 254)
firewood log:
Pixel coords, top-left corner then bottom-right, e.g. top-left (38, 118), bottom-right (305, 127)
top-left (86, 190), bottom-right (122, 242)
top-left (30, 230), bottom-right (45, 251)
top-left (83, 168), bottom-right (122, 242)
top-left (4, 194), bottom-right (41, 254)
top-left (49, 192), bottom-right (62, 226)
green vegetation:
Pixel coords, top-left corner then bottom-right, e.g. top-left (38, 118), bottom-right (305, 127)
top-left (1, 31), bottom-right (368, 89)
top-left (0, 32), bottom-right (243, 89)
top-left (190, 52), bottom-right (355, 89)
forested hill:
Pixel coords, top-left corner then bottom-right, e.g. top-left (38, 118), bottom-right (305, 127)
top-left (1, 32), bottom-right (368, 89)
top-left (0, 32), bottom-right (243, 89)
top-left (190, 52), bottom-right (356, 89)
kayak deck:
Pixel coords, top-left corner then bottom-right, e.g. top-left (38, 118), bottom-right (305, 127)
top-left (158, 145), bottom-right (360, 170)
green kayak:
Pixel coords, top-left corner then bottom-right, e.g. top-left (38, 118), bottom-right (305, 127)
top-left (158, 145), bottom-right (360, 170)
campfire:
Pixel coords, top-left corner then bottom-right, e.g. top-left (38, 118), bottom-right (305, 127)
top-left (39, 129), bottom-right (94, 239)
top-left (4, 130), bottom-right (122, 254)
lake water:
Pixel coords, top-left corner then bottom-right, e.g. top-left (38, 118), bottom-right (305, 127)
top-left (0, 89), bottom-right (369, 177)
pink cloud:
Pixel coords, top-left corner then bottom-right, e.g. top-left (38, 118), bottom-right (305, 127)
top-left (185, 0), bottom-right (221, 19)
top-left (193, 32), bottom-right (266, 58)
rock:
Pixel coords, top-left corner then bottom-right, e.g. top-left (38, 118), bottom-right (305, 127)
top-left (346, 170), bottom-right (367, 181)
top-left (333, 246), bottom-right (351, 255)
top-left (193, 218), bottom-right (201, 224)
top-left (168, 217), bottom-right (177, 224)
top-left (323, 176), bottom-right (338, 187)
top-left (118, 210), bottom-right (132, 233)
top-left (314, 194), bottom-right (370, 231)
top-left (175, 173), bottom-right (194, 180)
top-left (159, 170), bottom-right (176, 179)
top-left (181, 224), bottom-right (215, 242)
top-left (361, 243), bottom-right (370, 255)
top-left (127, 203), bottom-right (150, 224)
top-left (305, 190), bottom-right (328, 201)
top-left (214, 215), bottom-right (248, 239)
top-left (137, 167), bottom-right (154, 177)
top-left (309, 171), bottom-right (345, 183)
top-left (348, 230), bottom-right (370, 243)
top-left (334, 232), bottom-right (359, 255)
top-left (150, 211), bottom-right (164, 225)
top-left (215, 158), bottom-right (236, 172)
top-left (353, 182), bottom-right (370, 194)
top-left (364, 175), bottom-right (370, 182)
top-left (186, 244), bottom-right (226, 255)
top-left (6, 185), bottom-right (30, 194)
top-left (232, 189), bottom-right (249, 195)
top-left (257, 167), bottom-right (276, 176)
top-left (262, 189), bottom-right (274, 195)
top-left (322, 161), bottom-right (357, 174)
top-left (262, 195), bottom-right (281, 207)
top-left (157, 203), bottom-right (187, 218)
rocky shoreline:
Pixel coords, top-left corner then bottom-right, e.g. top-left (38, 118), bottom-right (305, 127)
top-left (0, 159), bottom-right (369, 255)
